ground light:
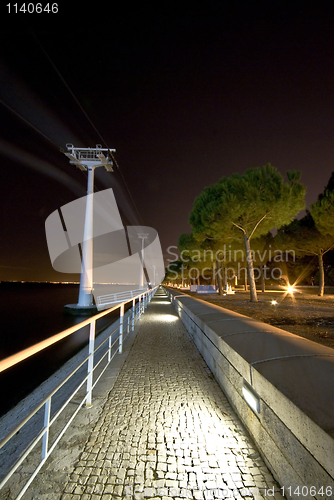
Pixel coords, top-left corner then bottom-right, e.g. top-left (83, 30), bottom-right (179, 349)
top-left (242, 381), bottom-right (260, 414)
top-left (152, 313), bottom-right (179, 322)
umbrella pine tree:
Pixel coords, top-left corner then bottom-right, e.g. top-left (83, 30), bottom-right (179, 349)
top-left (189, 164), bottom-right (306, 302)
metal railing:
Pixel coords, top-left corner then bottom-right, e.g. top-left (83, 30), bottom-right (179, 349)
top-left (0, 286), bottom-right (158, 500)
top-left (96, 288), bottom-right (148, 309)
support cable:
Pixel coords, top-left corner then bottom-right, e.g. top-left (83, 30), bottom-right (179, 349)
top-left (0, 98), bottom-right (59, 150)
top-left (29, 29), bottom-right (144, 224)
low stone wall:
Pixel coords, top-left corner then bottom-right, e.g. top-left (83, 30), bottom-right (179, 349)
top-left (165, 288), bottom-right (334, 500)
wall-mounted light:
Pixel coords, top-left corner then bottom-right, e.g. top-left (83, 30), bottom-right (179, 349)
top-left (242, 380), bottom-right (260, 414)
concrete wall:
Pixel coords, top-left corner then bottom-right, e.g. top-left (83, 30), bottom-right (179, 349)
top-left (165, 288), bottom-right (334, 500)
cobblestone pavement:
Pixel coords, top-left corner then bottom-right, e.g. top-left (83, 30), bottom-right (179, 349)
top-left (61, 289), bottom-right (283, 500)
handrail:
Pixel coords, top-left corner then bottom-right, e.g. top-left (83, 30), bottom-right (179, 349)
top-left (96, 288), bottom-right (148, 308)
top-left (0, 285), bottom-right (159, 500)
top-left (0, 288), bottom-right (149, 373)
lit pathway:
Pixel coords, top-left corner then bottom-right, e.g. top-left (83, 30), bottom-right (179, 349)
top-left (61, 289), bottom-right (283, 500)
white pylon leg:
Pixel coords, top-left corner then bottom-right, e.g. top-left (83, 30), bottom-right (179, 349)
top-left (78, 166), bottom-right (95, 307)
top-left (138, 233), bottom-right (148, 289)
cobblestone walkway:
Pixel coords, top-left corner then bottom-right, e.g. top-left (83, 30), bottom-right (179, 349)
top-left (61, 289), bottom-right (283, 500)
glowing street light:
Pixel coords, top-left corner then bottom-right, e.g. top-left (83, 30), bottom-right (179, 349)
top-left (63, 144), bottom-right (115, 312)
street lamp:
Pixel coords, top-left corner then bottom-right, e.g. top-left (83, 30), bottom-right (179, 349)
top-left (63, 144), bottom-right (115, 313)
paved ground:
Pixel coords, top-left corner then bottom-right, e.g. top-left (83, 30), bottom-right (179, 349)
top-left (58, 288), bottom-right (283, 500)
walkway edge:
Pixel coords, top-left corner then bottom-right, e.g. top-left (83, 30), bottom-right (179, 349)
top-left (166, 287), bottom-right (334, 499)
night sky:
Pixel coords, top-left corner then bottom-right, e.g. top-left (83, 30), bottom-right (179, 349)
top-left (1, 1), bottom-right (334, 281)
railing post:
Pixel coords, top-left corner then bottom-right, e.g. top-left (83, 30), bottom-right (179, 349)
top-left (119, 303), bottom-right (124, 354)
top-left (132, 298), bottom-right (135, 331)
top-left (42, 397), bottom-right (51, 460)
top-left (86, 319), bottom-right (96, 408)
top-left (108, 334), bottom-right (111, 362)
top-left (138, 295), bottom-right (141, 319)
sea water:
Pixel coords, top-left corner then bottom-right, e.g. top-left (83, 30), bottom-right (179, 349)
top-left (0, 282), bottom-right (123, 416)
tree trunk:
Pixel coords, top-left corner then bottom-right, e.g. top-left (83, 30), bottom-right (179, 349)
top-left (244, 232), bottom-right (258, 302)
top-left (216, 257), bottom-right (223, 295)
top-left (318, 251), bottom-right (324, 297)
top-left (222, 261), bottom-right (226, 286)
top-left (261, 266), bottom-right (266, 292)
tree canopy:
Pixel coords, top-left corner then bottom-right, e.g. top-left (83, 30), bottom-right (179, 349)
top-left (190, 164), bottom-right (305, 241)
top-left (311, 190), bottom-right (334, 236)
top-left (189, 164), bottom-right (306, 302)
top-left (276, 212), bottom-right (334, 295)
